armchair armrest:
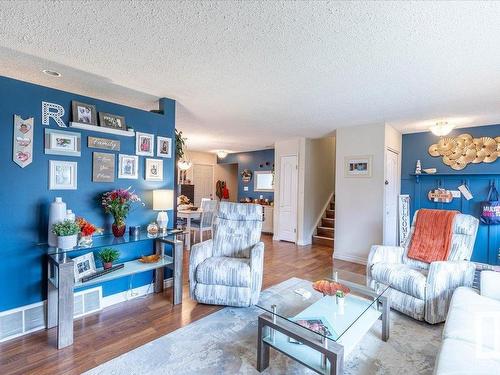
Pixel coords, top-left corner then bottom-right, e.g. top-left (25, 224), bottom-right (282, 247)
top-left (366, 245), bottom-right (404, 285)
top-left (425, 260), bottom-right (476, 324)
top-left (249, 241), bottom-right (265, 305)
top-left (189, 239), bottom-right (213, 298)
top-left (480, 271), bottom-right (500, 301)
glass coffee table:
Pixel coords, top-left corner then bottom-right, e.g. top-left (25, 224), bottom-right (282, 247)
top-left (256, 270), bottom-right (390, 375)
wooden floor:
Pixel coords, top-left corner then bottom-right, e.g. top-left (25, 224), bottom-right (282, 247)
top-left (0, 235), bottom-right (364, 375)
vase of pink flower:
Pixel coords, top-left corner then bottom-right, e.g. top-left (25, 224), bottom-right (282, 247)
top-left (101, 188), bottom-right (143, 237)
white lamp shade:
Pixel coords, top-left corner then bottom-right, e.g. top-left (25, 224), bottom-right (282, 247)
top-left (153, 189), bottom-right (174, 211)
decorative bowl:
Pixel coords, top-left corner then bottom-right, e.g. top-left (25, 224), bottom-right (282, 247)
top-left (139, 254), bottom-right (161, 263)
top-left (312, 280), bottom-right (351, 296)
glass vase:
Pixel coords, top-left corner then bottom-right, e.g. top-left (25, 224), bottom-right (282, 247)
top-left (112, 222), bottom-right (126, 237)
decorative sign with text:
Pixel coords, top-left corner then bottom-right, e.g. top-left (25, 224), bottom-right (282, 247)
top-left (88, 136), bottom-right (120, 151)
top-left (92, 152), bottom-right (115, 182)
top-left (398, 194), bottom-right (410, 246)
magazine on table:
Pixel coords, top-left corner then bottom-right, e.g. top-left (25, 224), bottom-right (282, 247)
top-left (288, 316), bottom-right (336, 344)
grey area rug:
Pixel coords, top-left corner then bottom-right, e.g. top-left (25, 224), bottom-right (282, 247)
top-left (85, 278), bottom-right (442, 375)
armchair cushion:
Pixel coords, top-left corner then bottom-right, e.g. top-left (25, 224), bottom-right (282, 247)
top-left (196, 257), bottom-right (251, 288)
top-left (371, 263), bottom-right (427, 300)
top-left (480, 270), bottom-right (500, 301)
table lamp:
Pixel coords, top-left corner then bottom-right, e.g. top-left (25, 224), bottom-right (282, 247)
top-left (153, 189), bottom-right (174, 232)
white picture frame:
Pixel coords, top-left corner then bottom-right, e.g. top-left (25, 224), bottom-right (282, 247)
top-left (145, 158), bottom-right (163, 181)
top-left (49, 160), bottom-right (78, 190)
top-left (344, 155), bottom-right (372, 178)
top-left (45, 128), bottom-right (81, 157)
top-left (135, 132), bottom-right (154, 156)
top-left (118, 154), bottom-right (139, 179)
top-left (72, 253), bottom-right (96, 282)
top-left (156, 136), bottom-right (172, 158)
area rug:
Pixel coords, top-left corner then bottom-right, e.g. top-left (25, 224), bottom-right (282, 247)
top-left (84, 278), bottom-right (442, 375)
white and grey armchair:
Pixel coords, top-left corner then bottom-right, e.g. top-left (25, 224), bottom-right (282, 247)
top-left (189, 202), bottom-right (264, 307)
top-left (367, 211), bottom-right (479, 324)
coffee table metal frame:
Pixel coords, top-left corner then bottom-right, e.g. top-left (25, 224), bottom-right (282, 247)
top-left (256, 280), bottom-right (390, 375)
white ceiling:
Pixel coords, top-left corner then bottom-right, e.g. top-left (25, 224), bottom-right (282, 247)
top-left (1, 1), bottom-right (500, 152)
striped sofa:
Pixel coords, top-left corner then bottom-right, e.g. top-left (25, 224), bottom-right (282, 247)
top-left (367, 211), bottom-right (479, 324)
top-left (189, 202), bottom-right (265, 307)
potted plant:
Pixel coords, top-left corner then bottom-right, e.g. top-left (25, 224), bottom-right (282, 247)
top-left (52, 220), bottom-right (80, 249)
top-left (101, 187), bottom-right (143, 237)
top-left (76, 217), bottom-right (102, 246)
top-left (97, 248), bottom-right (120, 270)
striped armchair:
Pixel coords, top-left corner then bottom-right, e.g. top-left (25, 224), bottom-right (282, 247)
top-left (189, 202), bottom-right (264, 307)
top-left (367, 211), bottom-right (479, 324)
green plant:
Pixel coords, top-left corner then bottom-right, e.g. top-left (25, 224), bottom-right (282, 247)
top-left (52, 220), bottom-right (80, 237)
top-left (97, 248), bottom-right (120, 263)
top-left (175, 129), bottom-right (186, 159)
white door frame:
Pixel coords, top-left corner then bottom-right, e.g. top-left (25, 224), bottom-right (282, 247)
top-left (383, 147), bottom-right (400, 246)
top-left (277, 154), bottom-right (298, 243)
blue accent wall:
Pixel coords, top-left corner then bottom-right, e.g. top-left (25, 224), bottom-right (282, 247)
top-left (218, 149), bottom-right (275, 202)
top-left (0, 76), bottom-right (175, 312)
top-left (401, 125), bottom-right (500, 265)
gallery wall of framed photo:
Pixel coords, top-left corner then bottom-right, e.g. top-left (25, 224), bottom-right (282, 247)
top-left (0, 75), bottom-right (176, 312)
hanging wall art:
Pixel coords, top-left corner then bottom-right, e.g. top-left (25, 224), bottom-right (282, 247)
top-left (428, 134), bottom-right (500, 170)
top-left (42, 101), bottom-right (66, 127)
top-left (13, 115), bottom-right (34, 168)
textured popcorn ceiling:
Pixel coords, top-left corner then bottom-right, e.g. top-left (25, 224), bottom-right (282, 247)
top-left (1, 1), bottom-right (500, 151)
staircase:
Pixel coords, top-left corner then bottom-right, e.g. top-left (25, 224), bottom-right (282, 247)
top-left (312, 199), bottom-right (334, 247)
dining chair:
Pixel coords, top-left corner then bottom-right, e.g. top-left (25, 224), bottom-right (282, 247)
top-left (190, 199), bottom-right (218, 244)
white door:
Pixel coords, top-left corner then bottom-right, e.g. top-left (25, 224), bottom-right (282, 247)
top-left (278, 155), bottom-right (298, 242)
top-left (383, 149), bottom-right (399, 245)
top-left (193, 164), bottom-right (214, 207)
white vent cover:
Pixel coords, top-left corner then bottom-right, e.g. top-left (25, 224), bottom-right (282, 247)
top-left (0, 286), bottom-right (102, 343)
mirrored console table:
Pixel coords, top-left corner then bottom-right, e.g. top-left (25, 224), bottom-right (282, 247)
top-left (41, 230), bottom-right (184, 349)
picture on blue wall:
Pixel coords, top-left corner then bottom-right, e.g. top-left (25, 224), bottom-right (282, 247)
top-left (136, 131), bottom-right (154, 156)
top-left (118, 154), bottom-right (138, 179)
top-left (49, 160), bottom-right (78, 190)
top-left (72, 100), bottom-right (97, 125)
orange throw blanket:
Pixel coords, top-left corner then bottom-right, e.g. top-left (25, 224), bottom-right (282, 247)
top-left (407, 209), bottom-right (458, 263)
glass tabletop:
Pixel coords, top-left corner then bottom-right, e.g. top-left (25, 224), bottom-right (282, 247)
top-left (256, 269), bottom-right (389, 343)
top-left (41, 229), bottom-right (185, 255)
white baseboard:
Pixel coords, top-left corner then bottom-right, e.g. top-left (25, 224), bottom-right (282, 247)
top-left (333, 252), bottom-right (367, 265)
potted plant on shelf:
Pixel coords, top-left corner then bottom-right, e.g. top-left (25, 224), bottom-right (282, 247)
top-left (76, 217), bottom-right (102, 246)
top-left (52, 220), bottom-right (80, 250)
top-left (97, 248), bottom-right (120, 270)
top-left (101, 187), bottom-right (143, 237)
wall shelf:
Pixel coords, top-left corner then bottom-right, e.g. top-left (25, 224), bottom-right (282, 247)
top-left (69, 122), bottom-right (135, 137)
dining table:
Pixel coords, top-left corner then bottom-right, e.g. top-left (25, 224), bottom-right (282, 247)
top-left (177, 209), bottom-right (202, 250)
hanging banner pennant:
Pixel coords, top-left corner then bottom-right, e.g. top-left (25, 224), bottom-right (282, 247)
top-left (13, 115), bottom-right (34, 168)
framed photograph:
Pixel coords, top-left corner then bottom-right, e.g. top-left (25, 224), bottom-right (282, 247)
top-left (345, 155), bottom-right (372, 178)
top-left (118, 154), bottom-right (139, 179)
top-left (72, 253), bottom-right (96, 282)
top-left (49, 160), bottom-right (77, 190)
top-left (145, 158), bottom-right (163, 181)
top-left (156, 136), bottom-right (172, 158)
top-left (136, 132), bottom-right (154, 156)
top-left (71, 101), bottom-right (97, 125)
top-left (99, 112), bottom-right (126, 130)
top-left (92, 152), bottom-right (115, 182)
top-left (45, 128), bottom-right (81, 157)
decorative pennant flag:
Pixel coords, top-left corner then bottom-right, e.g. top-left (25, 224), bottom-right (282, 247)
top-left (13, 115), bottom-right (34, 168)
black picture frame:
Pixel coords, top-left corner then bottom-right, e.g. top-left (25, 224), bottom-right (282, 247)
top-left (71, 101), bottom-right (97, 125)
top-left (99, 112), bottom-right (126, 130)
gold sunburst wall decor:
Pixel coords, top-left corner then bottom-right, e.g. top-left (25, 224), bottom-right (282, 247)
top-left (428, 134), bottom-right (500, 170)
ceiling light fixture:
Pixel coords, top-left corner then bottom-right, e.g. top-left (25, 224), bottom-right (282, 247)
top-left (430, 121), bottom-right (454, 137)
top-left (42, 69), bottom-right (62, 77)
top-left (217, 150), bottom-right (228, 158)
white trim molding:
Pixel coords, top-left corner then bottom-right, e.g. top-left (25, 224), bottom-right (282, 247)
top-left (333, 251), bottom-right (368, 265)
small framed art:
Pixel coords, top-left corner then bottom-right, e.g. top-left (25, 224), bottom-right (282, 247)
top-left (72, 253), bottom-right (96, 282)
top-left (145, 158), bottom-right (163, 181)
top-left (99, 112), bottom-right (126, 130)
top-left (118, 154), bottom-right (139, 179)
top-left (49, 160), bottom-right (78, 190)
top-left (157, 136), bottom-right (172, 158)
top-left (92, 152), bottom-right (115, 182)
top-left (136, 132), bottom-right (154, 156)
top-left (45, 128), bottom-right (81, 157)
top-left (344, 155), bottom-right (372, 178)
top-left (71, 101), bottom-right (97, 125)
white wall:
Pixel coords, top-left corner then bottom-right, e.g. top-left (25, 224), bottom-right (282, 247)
top-left (298, 136), bottom-right (335, 245)
top-left (334, 123), bottom-right (386, 264)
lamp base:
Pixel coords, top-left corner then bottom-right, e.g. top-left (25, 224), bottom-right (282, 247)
top-left (157, 211), bottom-right (168, 232)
